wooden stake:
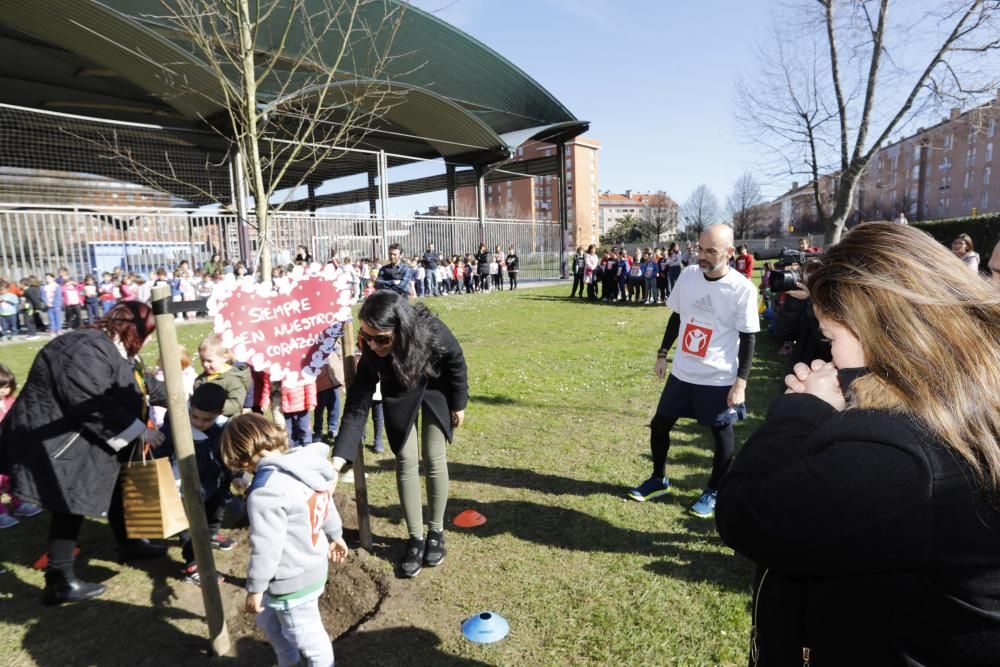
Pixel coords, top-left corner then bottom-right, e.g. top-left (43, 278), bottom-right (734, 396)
top-left (151, 285), bottom-right (231, 657)
top-left (342, 320), bottom-right (372, 550)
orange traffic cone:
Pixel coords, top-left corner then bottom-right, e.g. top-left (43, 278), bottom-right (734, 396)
top-left (453, 509), bottom-right (487, 528)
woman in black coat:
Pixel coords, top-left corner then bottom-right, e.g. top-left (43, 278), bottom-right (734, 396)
top-left (0, 302), bottom-right (165, 604)
top-left (332, 290), bottom-right (468, 578)
top-left (716, 223), bottom-right (1000, 665)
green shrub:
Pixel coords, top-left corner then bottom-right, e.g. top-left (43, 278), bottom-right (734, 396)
top-left (912, 215), bottom-right (1000, 271)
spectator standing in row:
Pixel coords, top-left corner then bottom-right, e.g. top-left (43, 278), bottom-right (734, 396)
top-left (734, 245), bottom-right (754, 281)
top-left (474, 243), bottom-right (490, 292)
top-left (43, 273), bottom-right (62, 335)
top-left (570, 247), bottom-right (586, 298)
top-left (422, 243), bottom-right (440, 296)
top-left (493, 244), bottom-right (506, 291)
top-left (0, 281), bottom-right (18, 340)
top-left (507, 245), bottom-right (521, 290)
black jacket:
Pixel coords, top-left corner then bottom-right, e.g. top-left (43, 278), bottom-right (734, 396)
top-left (717, 393), bottom-right (1000, 666)
top-left (0, 329), bottom-right (152, 517)
top-left (333, 319), bottom-right (468, 462)
top-left (506, 253), bottom-right (519, 271)
top-left (375, 262), bottom-right (411, 296)
top-left (474, 250), bottom-right (490, 273)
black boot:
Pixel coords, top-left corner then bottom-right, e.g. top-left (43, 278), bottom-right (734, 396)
top-left (43, 541), bottom-right (106, 606)
top-left (116, 538), bottom-right (168, 563)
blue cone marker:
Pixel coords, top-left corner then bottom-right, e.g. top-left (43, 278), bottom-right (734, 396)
top-left (461, 611), bottom-right (510, 644)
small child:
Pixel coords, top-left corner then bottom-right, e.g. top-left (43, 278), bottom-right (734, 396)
top-left (0, 366), bottom-right (42, 528)
top-left (261, 376), bottom-right (317, 447)
top-left (221, 414), bottom-right (347, 667)
top-left (151, 346), bottom-right (198, 428)
top-left (62, 276), bottom-right (82, 329)
top-left (313, 333), bottom-right (345, 443)
top-left (159, 383), bottom-right (238, 582)
top-left (82, 276), bottom-right (100, 323)
top-left (98, 272), bottom-right (117, 315)
top-left (0, 281), bottom-right (19, 340)
top-left (194, 334), bottom-right (251, 418)
top-left (43, 273), bottom-right (63, 334)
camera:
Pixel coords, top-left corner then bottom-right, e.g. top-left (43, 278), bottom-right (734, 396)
top-left (769, 248), bottom-right (820, 293)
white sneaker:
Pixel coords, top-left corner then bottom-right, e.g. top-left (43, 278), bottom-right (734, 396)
top-left (0, 513), bottom-right (19, 529)
top-left (13, 502), bottom-right (43, 518)
top-left (339, 469), bottom-right (369, 485)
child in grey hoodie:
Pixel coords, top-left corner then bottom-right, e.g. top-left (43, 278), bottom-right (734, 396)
top-left (221, 414), bottom-right (347, 667)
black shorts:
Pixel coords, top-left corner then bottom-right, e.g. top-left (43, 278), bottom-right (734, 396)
top-left (653, 374), bottom-right (731, 427)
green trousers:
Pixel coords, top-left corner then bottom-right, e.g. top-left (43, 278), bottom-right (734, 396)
top-left (395, 416), bottom-right (449, 539)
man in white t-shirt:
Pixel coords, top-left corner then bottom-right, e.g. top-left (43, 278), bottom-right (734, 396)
top-left (628, 224), bottom-right (759, 519)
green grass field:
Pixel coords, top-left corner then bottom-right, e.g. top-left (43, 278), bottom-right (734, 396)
top-left (0, 284), bottom-right (786, 666)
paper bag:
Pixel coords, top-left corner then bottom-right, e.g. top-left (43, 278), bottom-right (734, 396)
top-left (122, 455), bottom-right (189, 539)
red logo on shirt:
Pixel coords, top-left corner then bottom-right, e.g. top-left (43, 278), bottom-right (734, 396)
top-left (681, 323), bottom-right (713, 358)
top-left (307, 491), bottom-right (331, 546)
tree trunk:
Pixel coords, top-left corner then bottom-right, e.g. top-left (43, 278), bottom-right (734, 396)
top-left (238, 0), bottom-right (272, 281)
top-left (826, 172), bottom-right (859, 245)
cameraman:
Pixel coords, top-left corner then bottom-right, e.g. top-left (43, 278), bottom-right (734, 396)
top-left (770, 249), bottom-right (831, 379)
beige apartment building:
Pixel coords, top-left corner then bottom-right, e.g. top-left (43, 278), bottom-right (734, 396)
top-left (766, 91), bottom-right (1000, 232)
top-left (455, 136), bottom-right (602, 247)
top-left (598, 190), bottom-right (679, 240)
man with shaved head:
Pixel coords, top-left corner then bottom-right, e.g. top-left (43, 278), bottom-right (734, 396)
top-left (628, 224), bottom-right (759, 519)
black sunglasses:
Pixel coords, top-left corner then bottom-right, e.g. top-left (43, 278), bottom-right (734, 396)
top-left (359, 329), bottom-right (395, 347)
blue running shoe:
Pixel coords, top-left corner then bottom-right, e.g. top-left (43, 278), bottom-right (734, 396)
top-left (627, 476), bottom-right (670, 502)
top-left (689, 488), bottom-right (718, 518)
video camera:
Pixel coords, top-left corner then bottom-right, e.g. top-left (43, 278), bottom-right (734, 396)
top-left (770, 248), bottom-right (821, 293)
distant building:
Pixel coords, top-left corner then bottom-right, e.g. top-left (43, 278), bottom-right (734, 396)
top-left (455, 136), bottom-right (602, 247)
top-left (764, 90), bottom-right (1000, 229)
top-left (599, 190), bottom-right (679, 240)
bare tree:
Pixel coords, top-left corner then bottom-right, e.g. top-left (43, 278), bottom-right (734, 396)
top-left (727, 173), bottom-right (767, 239)
top-left (738, 0), bottom-right (1000, 243)
top-left (111, 0), bottom-right (410, 279)
top-left (681, 185), bottom-right (721, 238)
top-left (639, 191), bottom-right (678, 244)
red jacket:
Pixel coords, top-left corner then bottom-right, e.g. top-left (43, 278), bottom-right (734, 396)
top-left (261, 375), bottom-right (317, 414)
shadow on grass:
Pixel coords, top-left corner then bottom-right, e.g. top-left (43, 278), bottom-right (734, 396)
top-left (363, 497), bottom-right (750, 594)
top-left (336, 626), bottom-right (492, 665)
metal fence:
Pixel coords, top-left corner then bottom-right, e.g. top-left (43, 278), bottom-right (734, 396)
top-left (0, 206), bottom-right (563, 281)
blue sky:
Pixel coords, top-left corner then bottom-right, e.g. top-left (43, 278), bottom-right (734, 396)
top-left (411, 0), bottom-right (777, 208)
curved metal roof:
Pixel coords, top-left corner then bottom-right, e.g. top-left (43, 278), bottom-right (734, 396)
top-left (0, 0), bottom-right (588, 203)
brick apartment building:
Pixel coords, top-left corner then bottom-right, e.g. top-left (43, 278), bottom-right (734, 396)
top-left (455, 136), bottom-right (602, 247)
top-left (764, 91), bottom-right (1000, 232)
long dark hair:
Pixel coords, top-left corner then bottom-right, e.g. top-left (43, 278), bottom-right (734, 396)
top-left (359, 290), bottom-right (441, 390)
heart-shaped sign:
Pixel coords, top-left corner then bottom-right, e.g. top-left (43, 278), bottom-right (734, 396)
top-left (208, 263), bottom-right (354, 387)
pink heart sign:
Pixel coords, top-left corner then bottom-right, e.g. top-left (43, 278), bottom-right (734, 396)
top-left (208, 264), bottom-right (354, 387)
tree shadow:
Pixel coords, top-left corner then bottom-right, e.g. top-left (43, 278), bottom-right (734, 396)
top-left (0, 567), bottom-right (270, 666)
top-left (468, 393), bottom-right (520, 406)
top-left (434, 497), bottom-right (747, 594)
top-left (335, 626), bottom-right (492, 665)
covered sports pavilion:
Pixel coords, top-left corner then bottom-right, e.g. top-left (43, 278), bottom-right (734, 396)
top-left (0, 0), bottom-right (588, 272)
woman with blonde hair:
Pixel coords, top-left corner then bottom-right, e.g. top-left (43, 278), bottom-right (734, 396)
top-left (717, 222), bottom-right (1000, 665)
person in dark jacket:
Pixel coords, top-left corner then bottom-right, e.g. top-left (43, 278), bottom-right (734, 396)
top-left (422, 243), bottom-right (440, 297)
top-left (474, 243), bottom-right (490, 292)
top-left (375, 243), bottom-right (412, 297)
top-left (505, 245), bottom-right (520, 290)
top-left (569, 246), bottom-right (586, 298)
top-left (332, 290), bottom-right (468, 578)
top-left (716, 223), bottom-right (1000, 666)
top-left (0, 301), bottom-right (167, 604)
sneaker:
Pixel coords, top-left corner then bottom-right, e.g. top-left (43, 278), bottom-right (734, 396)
top-left (0, 513), bottom-right (19, 529)
top-left (627, 476), bottom-right (670, 502)
top-left (424, 530), bottom-right (446, 567)
top-left (689, 488), bottom-right (718, 518)
top-left (210, 533), bottom-right (237, 551)
top-left (13, 502), bottom-right (43, 518)
top-left (183, 563), bottom-right (223, 586)
top-left (401, 537), bottom-right (425, 578)
top-left (373, 442), bottom-right (385, 454)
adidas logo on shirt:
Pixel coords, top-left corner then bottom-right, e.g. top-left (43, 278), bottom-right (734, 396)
top-left (692, 294), bottom-right (714, 314)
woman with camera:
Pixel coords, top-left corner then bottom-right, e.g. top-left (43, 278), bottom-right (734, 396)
top-left (716, 223), bottom-right (1000, 664)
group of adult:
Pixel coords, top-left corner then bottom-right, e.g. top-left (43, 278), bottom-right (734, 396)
top-left (636, 220), bottom-right (1000, 663)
